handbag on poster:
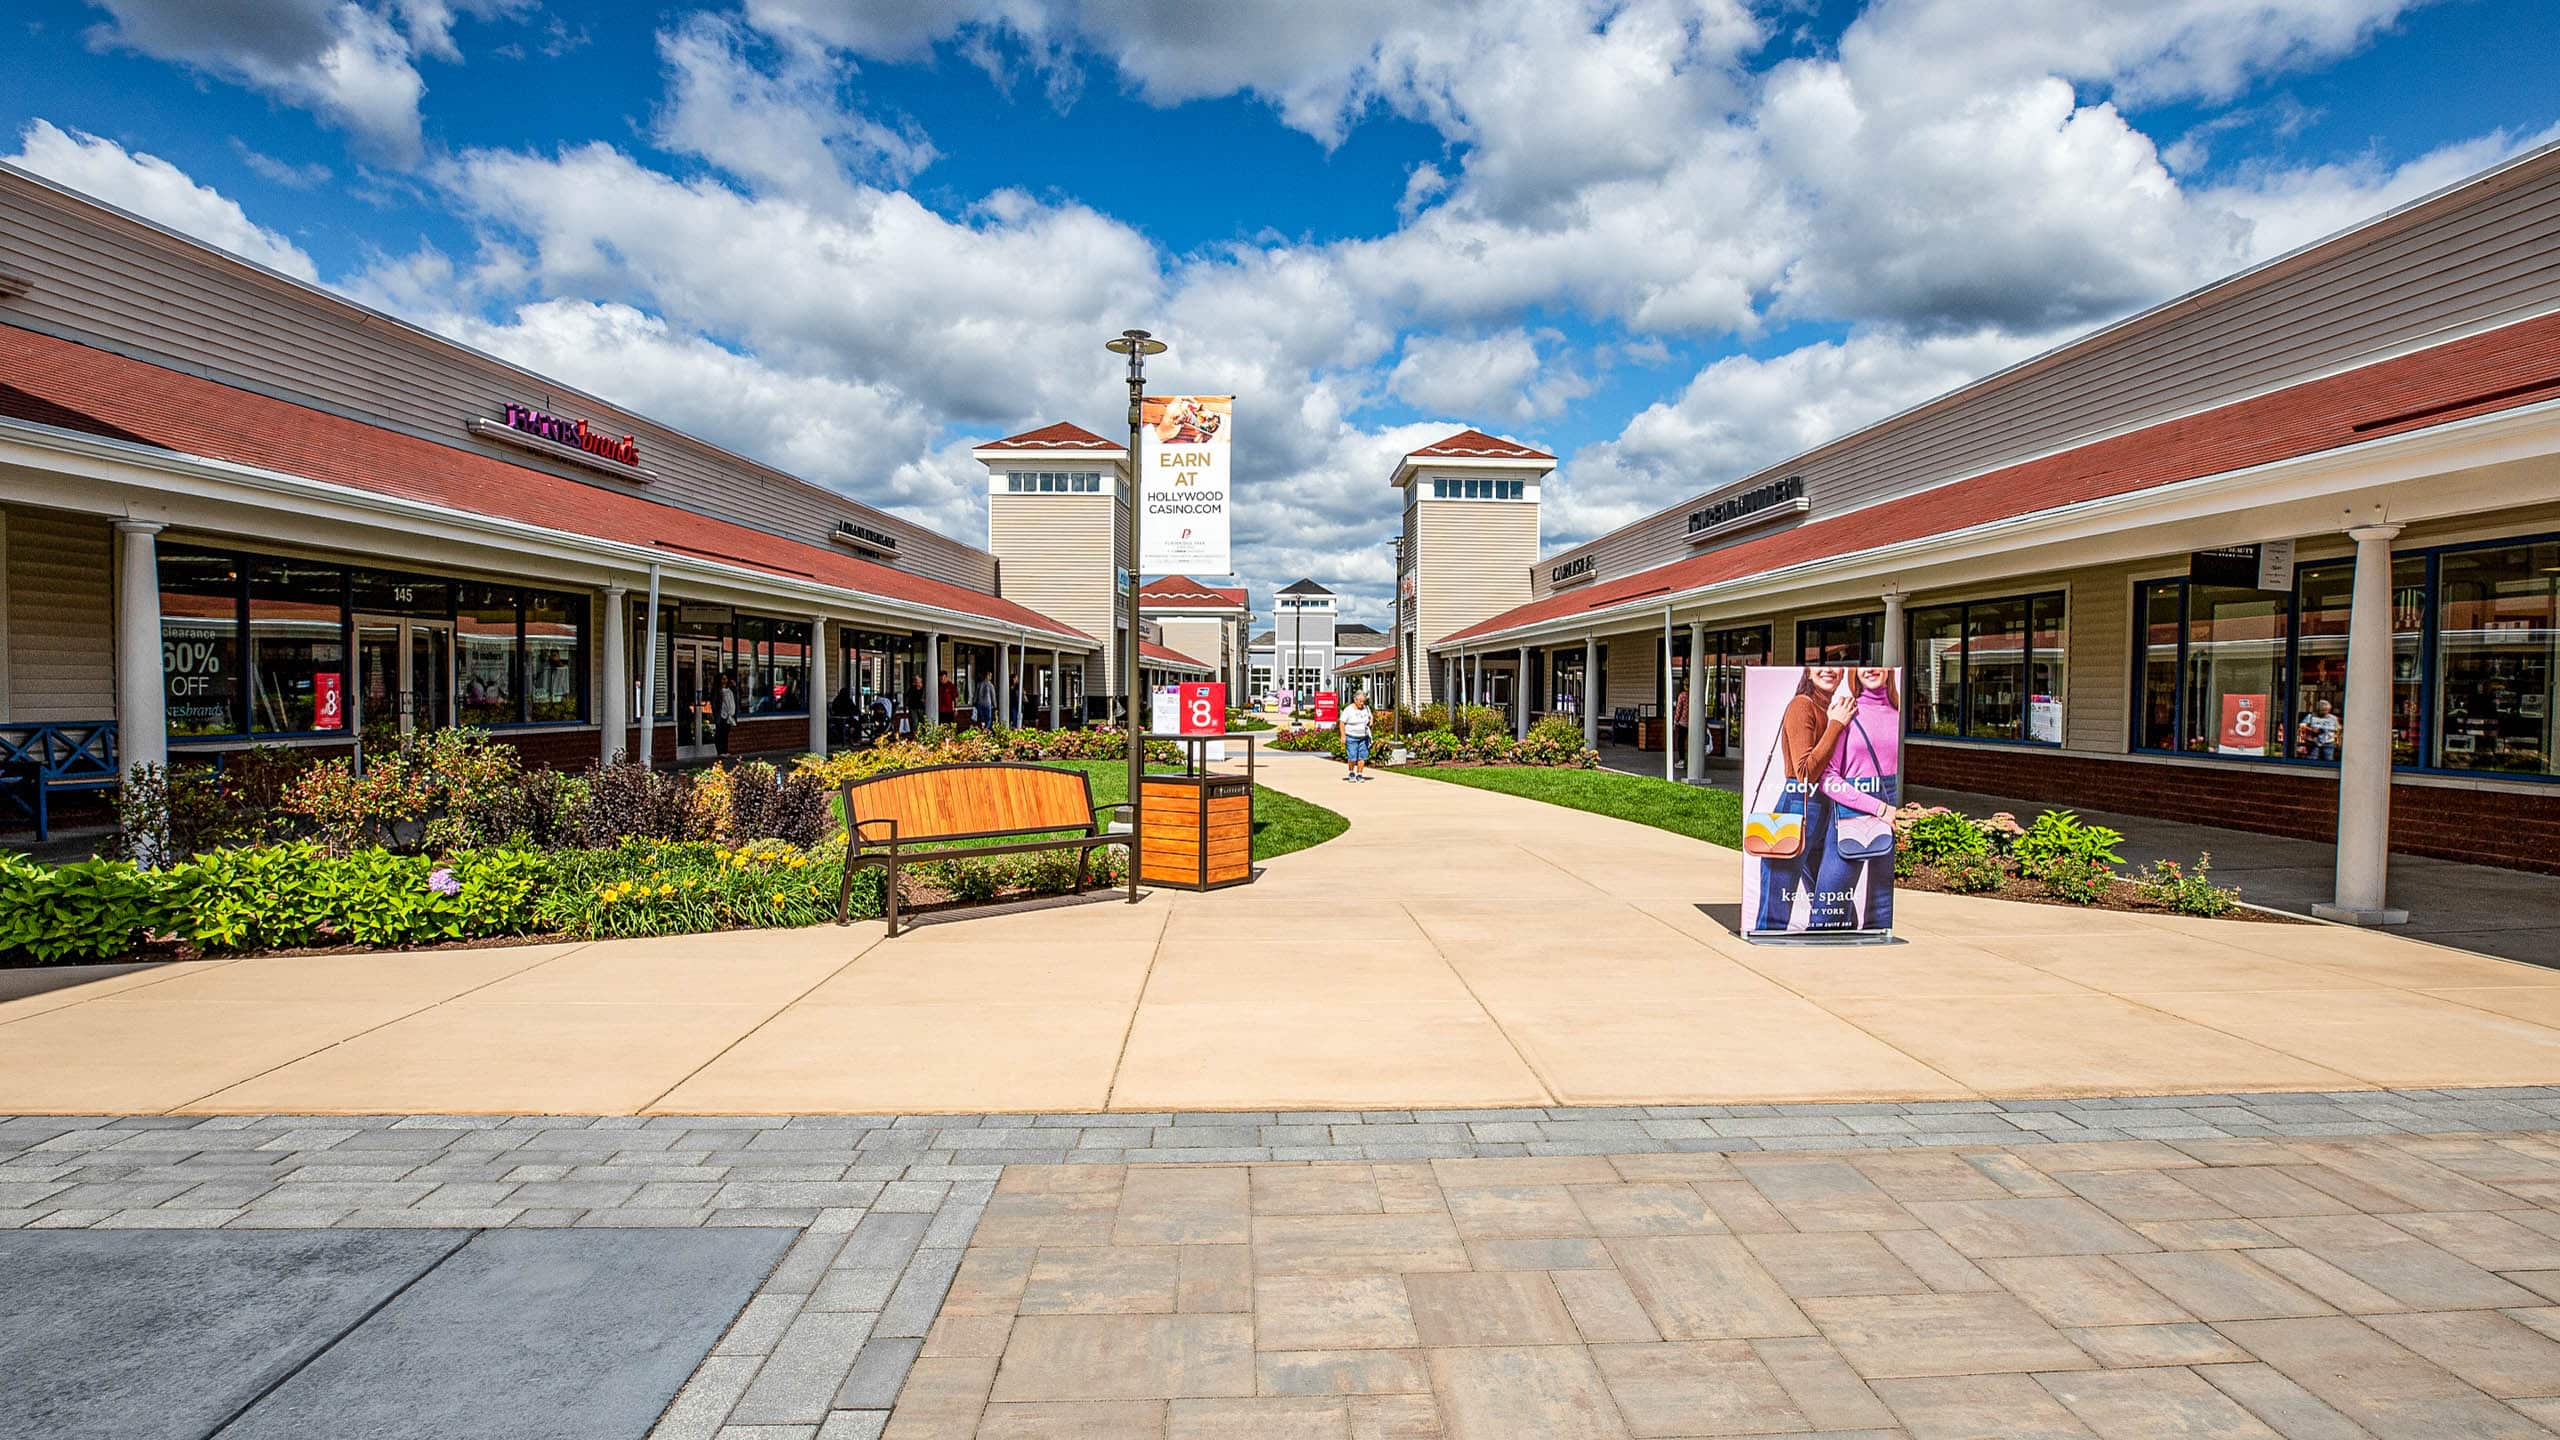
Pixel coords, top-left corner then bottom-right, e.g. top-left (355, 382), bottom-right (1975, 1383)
top-left (1831, 712), bottom-right (1897, 860)
top-left (1742, 719), bottom-right (1806, 859)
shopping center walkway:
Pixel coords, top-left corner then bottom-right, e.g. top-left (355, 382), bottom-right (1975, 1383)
top-left (7, 750), bottom-right (2560, 1116)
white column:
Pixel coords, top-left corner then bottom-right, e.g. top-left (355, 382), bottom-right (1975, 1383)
top-left (1685, 622), bottom-right (1708, 781)
top-left (637, 567), bottom-right (660, 769)
top-left (1662, 615), bottom-right (1675, 783)
top-left (1582, 636), bottom-right (1599, 750)
top-left (1469, 653), bottom-right (1480, 706)
top-left (2316, 524), bottom-right (2408, 926)
top-left (599, 585), bottom-right (627, 765)
top-left (806, 615), bottom-right (829, 757)
top-left (996, 640), bottom-right (1011, 731)
top-left (1881, 590), bottom-right (1907, 669)
top-left (922, 631), bottom-right (941, 725)
top-left (1049, 649), bottom-right (1061, 728)
top-left (1517, 645), bottom-right (1531, 739)
top-left (113, 520), bottom-right (168, 778)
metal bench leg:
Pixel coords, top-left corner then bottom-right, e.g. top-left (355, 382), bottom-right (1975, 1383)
top-left (836, 857), bottom-right (857, 925)
top-left (34, 783), bottom-right (47, 843)
top-left (884, 854), bottom-right (901, 938)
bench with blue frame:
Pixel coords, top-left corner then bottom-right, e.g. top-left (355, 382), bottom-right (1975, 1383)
top-left (0, 721), bottom-right (119, 840)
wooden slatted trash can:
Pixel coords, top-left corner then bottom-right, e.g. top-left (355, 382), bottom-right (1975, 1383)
top-left (1139, 772), bottom-right (1254, 890)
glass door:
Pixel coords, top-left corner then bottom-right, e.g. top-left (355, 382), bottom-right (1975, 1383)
top-left (354, 616), bottom-right (454, 753)
top-left (673, 637), bottom-right (719, 760)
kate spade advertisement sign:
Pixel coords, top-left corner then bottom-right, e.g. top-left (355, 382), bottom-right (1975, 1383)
top-left (1740, 664), bottom-right (1901, 942)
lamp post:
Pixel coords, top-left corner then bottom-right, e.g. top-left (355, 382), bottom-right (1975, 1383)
top-left (1105, 328), bottom-right (1166, 907)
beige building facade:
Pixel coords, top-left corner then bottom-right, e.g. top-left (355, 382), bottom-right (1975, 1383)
top-left (1414, 141), bottom-right (2560, 909)
top-left (1391, 431), bottom-right (1553, 713)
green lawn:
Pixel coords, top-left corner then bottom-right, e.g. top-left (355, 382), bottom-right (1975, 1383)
top-left (1070, 759), bottom-right (1347, 860)
top-left (1400, 764), bottom-right (1743, 849)
top-left (832, 758), bottom-right (1347, 861)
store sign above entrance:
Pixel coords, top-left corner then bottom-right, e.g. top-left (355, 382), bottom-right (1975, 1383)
top-left (2189, 540), bottom-right (2296, 592)
top-left (832, 520), bottom-right (900, 557)
top-left (1550, 554), bottom-right (1599, 587)
top-left (1686, 474), bottom-right (1809, 543)
top-left (468, 403), bottom-right (655, 481)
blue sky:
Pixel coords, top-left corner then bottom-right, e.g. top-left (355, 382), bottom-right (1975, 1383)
top-left (5, 1), bottom-right (2556, 622)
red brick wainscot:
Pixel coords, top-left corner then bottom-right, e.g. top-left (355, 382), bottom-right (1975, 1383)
top-left (498, 716), bottom-right (812, 770)
top-left (1904, 741), bottom-right (2560, 877)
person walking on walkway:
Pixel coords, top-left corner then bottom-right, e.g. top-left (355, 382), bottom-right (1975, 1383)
top-left (1341, 691), bottom-right (1376, 782)
top-left (713, 669), bottom-right (740, 754)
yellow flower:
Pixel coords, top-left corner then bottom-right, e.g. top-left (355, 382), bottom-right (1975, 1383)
top-left (788, 856), bottom-right (808, 869)
top-left (658, 883), bottom-right (675, 897)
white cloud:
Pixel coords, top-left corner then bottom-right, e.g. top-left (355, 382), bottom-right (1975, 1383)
top-left (654, 13), bottom-right (939, 195)
top-left (1550, 328), bottom-right (2055, 543)
top-left (82, 0), bottom-right (431, 163)
top-left (2205, 120), bottom-right (2560, 262)
top-left (231, 138), bottom-right (334, 189)
top-left (1389, 331), bottom-right (1589, 422)
top-left (6, 121), bottom-right (320, 280)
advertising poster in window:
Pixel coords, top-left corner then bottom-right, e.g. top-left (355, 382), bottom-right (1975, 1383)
top-left (1138, 396), bottom-right (1231, 573)
top-left (2218, 693), bottom-right (2269, 755)
top-left (1740, 665), bottom-right (1900, 942)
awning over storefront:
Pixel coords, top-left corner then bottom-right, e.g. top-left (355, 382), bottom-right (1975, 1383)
top-left (0, 326), bottom-right (1095, 650)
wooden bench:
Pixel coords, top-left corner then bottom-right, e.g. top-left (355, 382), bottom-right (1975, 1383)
top-left (835, 762), bottom-right (1131, 936)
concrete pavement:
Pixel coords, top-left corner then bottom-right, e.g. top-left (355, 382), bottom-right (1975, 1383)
top-left (7, 750), bottom-right (2560, 1114)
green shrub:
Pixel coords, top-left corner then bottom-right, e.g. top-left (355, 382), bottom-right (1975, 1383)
top-left (0, 854), bottom-right (174, 963)
top-left (1406, 728), bottom-right (1462, 764)
top-left (2134, 853), bottom-right (2241, 917)
top-left (1414, 703), bottom-right (1450, 732)
top-left (169, 842), bottom-right (335, 952)
top-left (1942, 851), bottom-right (2006, 894)
top-left (1271, 726), bottom-right (1346, 757)
top-left (1901, 808), bottom-right (1991, 867)
top-left (2039, 853), bottom-right (2117, 905)
top-left (1455, 704), bottom-right (1508, 741)
top-left (536, 839), bottom-right (862, 939)
top-left (2012, 810), bottom-right (2125, 879)
top-left (573, 762), bottom-right (705, 846)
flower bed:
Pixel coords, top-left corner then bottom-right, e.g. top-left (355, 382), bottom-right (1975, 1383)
top-left (0, 725), bottom-right (1188, 966)
top-left (1893, 804), bottom-right (2284, 920)
top-left (1390, 714), bottom-right (1598, 769)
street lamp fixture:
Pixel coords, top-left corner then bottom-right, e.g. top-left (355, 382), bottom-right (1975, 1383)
top-left (1104, 329), bottom-right (1166, 907)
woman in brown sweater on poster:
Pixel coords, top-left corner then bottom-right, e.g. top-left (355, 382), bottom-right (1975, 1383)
top-left (1754, 666), bottom-right (1855, 932)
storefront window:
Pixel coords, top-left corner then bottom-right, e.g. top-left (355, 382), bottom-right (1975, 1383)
top-left (160, 549), bottom-right (242, 737)
top-left (2293, 558), bottom-right (2422, 765)
top-left (1901, 594), bottom-right (2064, 744)
top-left (1908, 605), bottom-right (1964, 737)
top-left (2138, 583), bottom-right (2181, 752)
top-left (1797, 613), bottom-right (1880, 666)
top-left (742, 617), bottom-right (811, 714)
top-left (2436, 541), bottom-right (2559, 778)
top-left (2189, 584), bottom-right (2287, 755)
top-left (524, 592), bottom-right (585, 723)
top-left (248, 556), bottom-right (346, 734)
top-left (1698, 626), bottom-right (1767, 750)
top-left (457, 583), bottom-right (519, 728)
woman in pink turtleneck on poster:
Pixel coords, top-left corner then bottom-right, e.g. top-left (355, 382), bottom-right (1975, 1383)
top-left (1808, 666), bottom-right (1902, 931)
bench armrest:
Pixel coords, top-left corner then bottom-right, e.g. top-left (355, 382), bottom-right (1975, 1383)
top-left (849, 817), bottom-right (899, 850)
top-left (1092, 802), bottom-right (1132, 832)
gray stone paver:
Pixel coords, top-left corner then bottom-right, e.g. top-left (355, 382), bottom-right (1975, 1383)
top-left (14, 1091), bottom-right (2560, 1435)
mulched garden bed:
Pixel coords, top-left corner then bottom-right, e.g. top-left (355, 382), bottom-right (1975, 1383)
top-left (1896, 861), bottom-right (2312, 922)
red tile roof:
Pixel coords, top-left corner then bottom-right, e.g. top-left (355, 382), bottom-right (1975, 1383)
top-left (1443, 310), bottom-right (2560, 646)
top-left (977, 421), bottom-right (1121, 452)
top-left (1138, 574), bottom-right (1247, 608)
top-left (1409, 428), bottom-right (1554, 462)
top-left (0, 326), bottom-right (1095, 645)
top-left (1336, 644), bottom-right (1397, 671)
top-left (1139, 640), bottom-right (1213, 671)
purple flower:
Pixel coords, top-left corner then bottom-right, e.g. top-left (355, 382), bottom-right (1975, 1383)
top-left (427, 867), bottom-right (461, 897)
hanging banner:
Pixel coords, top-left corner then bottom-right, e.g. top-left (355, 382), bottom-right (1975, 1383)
top-left (1138, 395), bottom-right (1232, 573)
top-left (1739, 665), bottom-right (1900, 943)
top-left (2218, 693), bottom-right (2270, 755)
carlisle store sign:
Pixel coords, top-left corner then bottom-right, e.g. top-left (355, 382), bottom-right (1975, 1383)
top-left (1687, 474), bottom-right (1810, 542)
top-left (1550, 554), bottom-right (1599, 587)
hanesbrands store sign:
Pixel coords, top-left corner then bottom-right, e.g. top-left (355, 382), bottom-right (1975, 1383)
top-left (1687, 474), bottom-right (1809, 543)
top-left (503, 403), bottom-right (639, 466)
